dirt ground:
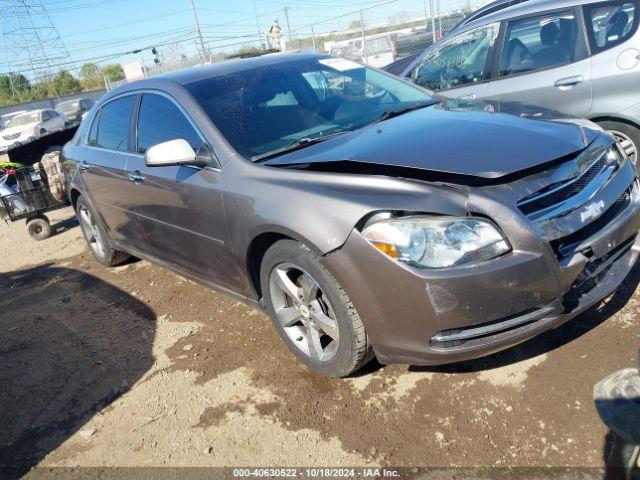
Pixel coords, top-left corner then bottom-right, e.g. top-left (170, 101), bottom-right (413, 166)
top-left (1, 207), bottom-right (639, 477)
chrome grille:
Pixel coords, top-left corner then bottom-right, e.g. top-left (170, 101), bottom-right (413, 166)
top-left (517, 150), bottom-right (615, 218)
top-left (549, 187), bottom-right (632, 259)
top-left (2, 132), bottom-right (20, 140)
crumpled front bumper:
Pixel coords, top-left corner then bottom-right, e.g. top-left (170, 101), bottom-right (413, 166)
top-left (322, 186), bottom-right (640, 366)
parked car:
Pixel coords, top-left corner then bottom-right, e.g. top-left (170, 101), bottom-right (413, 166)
top-left (399, 0), bottom-right (640, 166)
top-left (55, 98), bottom-right (94, 125)
top-left (0, 110), bottom-right (28, 131)
top-left (64, 53), bottom-right (640, 377)
top-left (0, 109), bottom-right (67, 151)
top-left (328, 35), bottom-right (396, 68)
top-left (393, 27), bottom-right (436, 59)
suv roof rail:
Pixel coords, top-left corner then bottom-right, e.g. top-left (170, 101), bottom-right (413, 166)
top-left (452, 0), bottom-right (532, 31)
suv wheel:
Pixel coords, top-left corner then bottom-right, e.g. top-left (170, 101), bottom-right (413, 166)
top-left (76, 196), bottom-right (129, 267)
top-left (599, 121), bottom-right (639, 167)
top-left (260, 240), bottom-right (374, 377)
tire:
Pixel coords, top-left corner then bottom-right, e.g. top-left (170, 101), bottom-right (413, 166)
top-left (26, 216), bottom-right (51, 241)
top-left (76, 196), bottom-right (129, 267)
top-left (260, 239), bottom-right (374, 377)
top-left (598, 120), bottom-right (640, 168)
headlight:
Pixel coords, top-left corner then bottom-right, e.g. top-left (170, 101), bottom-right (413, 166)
top-left (362, 215), bottom-right (511, 269)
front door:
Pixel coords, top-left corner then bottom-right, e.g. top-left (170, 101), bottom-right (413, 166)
top-left (407, 22), bottom-right (500, 101)
top-left (80, 95), bottom-right (146, 247)
top-left (484, 9), bottom-right (593, 117)
top-left (126, 93), bottom-right (242, 290)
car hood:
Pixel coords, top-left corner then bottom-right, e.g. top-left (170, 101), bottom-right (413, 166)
top-left (1, 124), bottom-right (36, 137)
top-left (264, 99), bottom-right (603, 181)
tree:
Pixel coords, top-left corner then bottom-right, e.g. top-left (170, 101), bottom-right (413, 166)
top-left (79, 62), bottom-right (103, 90)
top-left (79, 62), bottom-right (100, 80)
top-left (0, 73), bottom-right (31, 97)
top-left (100, 64), bottom-right (125, 82)
top-left (49, 70), bottom-right (82, 96)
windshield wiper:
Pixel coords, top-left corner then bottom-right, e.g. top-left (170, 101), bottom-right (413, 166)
top-left (251, 131), bottom-right (346, 162)
top-left (377, 101), bottom-right (437, 122)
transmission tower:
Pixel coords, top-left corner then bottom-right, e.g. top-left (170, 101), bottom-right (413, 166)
top-left (0, 0), bottom-right (75, 94)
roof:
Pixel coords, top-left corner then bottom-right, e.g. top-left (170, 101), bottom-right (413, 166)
top-left (129, 52), bottom-right (329, 88)
top-left (455, 0), bottom-right (604, 33)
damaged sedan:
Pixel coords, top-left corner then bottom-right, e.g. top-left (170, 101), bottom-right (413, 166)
top-left (63, 53), bottom-right (640, 377)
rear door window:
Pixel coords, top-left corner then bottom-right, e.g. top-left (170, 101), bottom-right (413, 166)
top-left (91, 95), bottom-right (135, 151)
top-left (584, 1), bottom-right (638, 52)
top-left (136, 94), bottom-right (202, 154)
top-left (500, 11), bottom-right (579, 76)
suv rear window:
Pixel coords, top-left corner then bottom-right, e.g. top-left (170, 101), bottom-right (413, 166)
top-left (584, 1), bottom-right (638, 52)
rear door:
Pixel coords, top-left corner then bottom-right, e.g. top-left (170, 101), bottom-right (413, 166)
top-left (583, 1), bottom-right (640, 118)
top-left (484, 8), bottom-right (593, 116)
top-left (80, 94), bottom-right (146, 247)
top-left (407, 22), bottom-right (500, 100)
top-left (125, 92), bottom-right (241, 289)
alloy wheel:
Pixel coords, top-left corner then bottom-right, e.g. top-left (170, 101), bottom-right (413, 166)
top-left (609, 129), bottom-right (638, 165)
top-left (79, 204), bottom-right (105, 259)
top-left (269, 263), bottom-right (340, 362)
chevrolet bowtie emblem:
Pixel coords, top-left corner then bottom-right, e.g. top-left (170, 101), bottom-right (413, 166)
top-left (580, 200), bottom-right (605, 222)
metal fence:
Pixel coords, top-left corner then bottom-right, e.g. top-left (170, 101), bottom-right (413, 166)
top-left (287, 0), bottom-right (482, 67)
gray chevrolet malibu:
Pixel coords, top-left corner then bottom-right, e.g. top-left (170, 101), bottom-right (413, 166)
top-left (63, 53), bottom-right (640, 377)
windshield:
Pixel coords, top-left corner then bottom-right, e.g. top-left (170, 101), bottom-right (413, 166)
top-left (57, 101), bottom-right (79, 113)
top-left (7, 112), bottom-right (40, 127)
top-left (186, 57), bottom-right (433, 159)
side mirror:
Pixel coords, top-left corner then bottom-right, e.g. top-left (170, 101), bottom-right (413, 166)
top-left (145, 139), bottom-right (209, 168)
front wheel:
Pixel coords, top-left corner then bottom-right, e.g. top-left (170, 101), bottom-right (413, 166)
top-left (260, 240), bottom-right (374, 377)
top-left (598, 121), bottom-right (639, 168)
top-left (76, 196), bottom-right (129, 267)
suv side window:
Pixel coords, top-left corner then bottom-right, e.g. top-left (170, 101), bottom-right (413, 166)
top-left (500, 11), bottom-right (579, 76)
top-left (92, 95), bottom-right (136, 151)
top-left (411, 23), bottom-right (499, 91)
top-left (136, 94), bottom-right (202, 154)
top-left (584, 1), bottom-right (638, 53)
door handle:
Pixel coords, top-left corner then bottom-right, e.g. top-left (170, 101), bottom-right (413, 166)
top-left (127, 171), bottom-right (145, 184)
top-left (554, 75), bottom-right (583, 89)
top-left (459, 93), bottom-right (477, 100)
top-left (78, 161), bottom-right (90, 171)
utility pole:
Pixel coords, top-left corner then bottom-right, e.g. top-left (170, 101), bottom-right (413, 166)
top-left (311, 24), bottom-right (317, 53)
top-left (253, 0), bottom-right (263, 50)
top-left (429, 0), bottom-right (436, 42)
top-left (283, 6), bottom-right (292, 45)
top-left (188, 0), bottom-right (206, 63)
top-left (360, 10), bottom-right (367, 65)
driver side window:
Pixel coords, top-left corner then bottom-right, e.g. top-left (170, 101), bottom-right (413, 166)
top-left (500, 11), bottom-right (578, 77)
top-left (411, 23), bottom-right (499, 91)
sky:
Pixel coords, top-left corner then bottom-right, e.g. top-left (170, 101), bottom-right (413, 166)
top-left (0, 0), bottom-right (475, 77)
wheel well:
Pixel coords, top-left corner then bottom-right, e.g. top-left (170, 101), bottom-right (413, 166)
top-left (69, 189), bottom-right (81, 210)
top-left (590, 116), bottom-right (640, 131)
top-left (246, 232), bottom-right (293, 299)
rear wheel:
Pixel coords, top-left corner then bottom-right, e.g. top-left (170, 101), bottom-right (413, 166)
top-left (260, 240), bottom-right (373, 377)
top-left (598, 121), bottom-right (639, 168)
top-left (76, 196), bottom-right (129, 267)
top-left (26, 216), bottom-right (51, 241)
